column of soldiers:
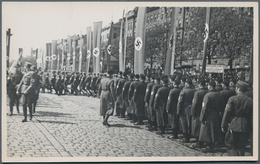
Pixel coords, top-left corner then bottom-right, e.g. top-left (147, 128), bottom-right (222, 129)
top-left (99, 70), bottom-right (253, 156)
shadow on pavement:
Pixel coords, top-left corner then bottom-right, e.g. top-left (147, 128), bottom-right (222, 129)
top-left (110, 123), bottom-right (142, 129)
top-left (35, 111), bottom-right (73, 118)
top-left (37, 120), bottom-right (76, 124)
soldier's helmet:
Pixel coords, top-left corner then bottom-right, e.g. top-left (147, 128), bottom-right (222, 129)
top-left (30, 65), bottom-right (37, 71)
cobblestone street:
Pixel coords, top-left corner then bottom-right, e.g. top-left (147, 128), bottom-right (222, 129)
top-left (4, 93), bottom-right (251, 160)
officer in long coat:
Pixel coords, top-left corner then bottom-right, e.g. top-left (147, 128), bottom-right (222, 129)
top-left (79, 72), bottom-right (86, 95)
top-left (221, 80), bottom-right (253, 156)
top-left (128, 74), bottom-right (140, 123)
top-left (122, 73), bottom-right (134, 120)
top-left (166, 79), bottom-right (181, 139)
top-left (133, 74), bottom-right (147, 125)
top-left (148, 77), bottom-right (162, 131)
top-left (100, 71), bottom-right (115, 127)
top-left (154, 77), bottom-right (170, 134)
top-left (16, 62), bottom-right (36, 122)
top-left (144, 75), bottom-right (155, 128)
top-left (190, 79), bottom-right (208, 146)
top-left (199, 80), bottom-right (225, 153)
top-left (73, 72), bottom-right (81, 95)
top-left (177, 78), bottom-right (196, 142)
top-left (116, 72), bottom-right (128, 118)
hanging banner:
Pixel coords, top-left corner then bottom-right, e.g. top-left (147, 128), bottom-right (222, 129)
top-left (106, 22), bottom-right (113, 72)
top-left (92, 21), bottom-right (102, 73)
top-left (134, 7), bottom-right (147, 74)
top-left (72, 39), bottom-right (76, 72)
top-left (51, 40), bottom-right (57, 70)
top-left (66, 35), bottom-right (72, 71)
top-left (124, 8), bottom-right (128, 70)
top-left (119, 10), bottom-right (125, 72)
top-left (86, 26), bottom-right (92, 73)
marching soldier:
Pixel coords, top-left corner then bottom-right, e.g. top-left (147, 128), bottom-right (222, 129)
top-left (69, 72), bottom-right (75, 94)
top-left (16, 62), bottom-right (36, 122)
top-left (148, 76), bottom-right (162, 131)
top-left (7, 65), bottom-right (23, 115)
top-left (79, 72), bottom-right (86, 95)
top-left (215, 77), bottom-right (223, 92)
top-left (166, 79), bottom-right (181, 139)
top-left (191, 79), bottom-right (208, 147)
top-left (85, 73), bottom-right (93, 96)
top-left (63, 72), bottom-right (70, 95)
top-left (96, 73), bottom-right (103, 97)
top-left (100, 71), bottom-right (115, 127)
top-left (154, 77), bottom-right (170, 134)
top-left (221, 80), bottom-right (253, 156)
top-left (90, 73), bottom-right (98, 97)
top-left (50, 71), bottom-right (56, 93)
top-left (229, 78), bottom-right (236, 93)
top-left (199, 80), bottom-right (225, 153)
top-left (114, 71), bottom-right (123, 116)
top-left (31, 66), bottom-right (41, 114)
top-left (133, 74), bottom-right (147, 125)
top-left (177, 78), bottom-right (196, 143)
top-left (122, 73), bottom-right (134, 120)
top-left (116, 72), bottom-right (128, 118)
top-left (128, 74), bottom-right (140, 123)
top-left (55, 71), bottom-right (62, 95)
top-left (179, 77), bottom-right (186, 90)
top-left (73, 72), bottom-right (81, 95)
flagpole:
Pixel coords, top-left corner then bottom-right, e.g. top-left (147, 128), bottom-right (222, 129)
top-left (124, 8), bottom-right (128, 71)
top-left (202, 7), bottom-right (211, 75)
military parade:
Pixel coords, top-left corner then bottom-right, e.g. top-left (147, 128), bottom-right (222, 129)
top-left (3, 2), bottom-right (256, 160)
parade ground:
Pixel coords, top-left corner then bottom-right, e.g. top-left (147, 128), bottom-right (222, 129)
top-left (4, 92), bottom-right (252, 159)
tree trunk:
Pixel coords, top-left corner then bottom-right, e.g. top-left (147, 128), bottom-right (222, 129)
top-left (229, 58), bottom-right (233, 70)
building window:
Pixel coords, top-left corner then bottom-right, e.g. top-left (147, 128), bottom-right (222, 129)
top-left (113, 33), bottom-right (116, 38)
top-left (150, 15), bottom-right (153, 23)
top-left (178, 19), bottom-right (182, 28)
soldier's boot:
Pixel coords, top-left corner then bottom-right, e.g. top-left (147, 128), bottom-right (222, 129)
top-left (22, 105), bottom-right (27, 122)
top-left (16, 102), bottom-right (20, 113)
top-left (172, 129), bottom-right (179, 139)
top-left (9, 102), bottom-right (13, 116)
top-left (131, 114), bottom-right (137, 123)
top-left (33, 101), bottom-right (37, 114)
top-left (182, 133), bottom-right (190, 143)
top-left (29, 106), bottom-right (33, 120)
top-left (102, 115), bottom-right (110, 127)
top-left (126, 113), bottom-right (132, 120)
top-left (135, 116), bottom-right (143, 125)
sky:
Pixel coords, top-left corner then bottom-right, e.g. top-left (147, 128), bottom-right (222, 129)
top-left (2, 2), bottom-right (138, 60)
top-left (2, 2), bottom-right (256, 61)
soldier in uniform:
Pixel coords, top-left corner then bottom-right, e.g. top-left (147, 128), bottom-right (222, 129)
top-left (148, 76), bottom-right (162, 131)
top-left (154, 77), bottom-right (170, 134)
top-left (199, 80), bottom-right (225, 153)
top-left (63, 72), bottom-right (70, 95)
top-left (50, 71), bottom-right (56, 94)
top-left (114, 71), bottom-right (123, 116)
top-left (90, 73), bottom-right (98, 97)
top-left (177, 78), bottom-right (196, 142)
top-left (122, 73), bottom-right (134, 120)
top-left (85, 73), bottom-right (93, 96)
top-left (221, 80), bottom-right (253, 156)
top-left (16, 62), bottom-right (36, 122)
top-left (133, 74), bottom-right (147, 125)
top-left (144, 75), bottom-right (155, 128)
top-left (55, 71), bottom-right (62, 95)
top-left (229, 78), bottom-right (236, 93)
top-left (73, 72), bottom-right (81, 95)
top-left (79, 72), bottom-right (86, 95)
top-left (7, 65), bottom-right (23, 115)
top-left (128, 74), bottom-right (140, 123)
top-left (179, 77), bottom-right (186, 90)
top-left (166, 79), bottom-right (181, 139)
top-left (116, 72), bottom-right (128, 118)
top-left (191, 79), bottom-right (208, 146)
top-left (96, 73), bottom-right (103, 98)
top-left (100, 71), bottom-right (115, 127)
top-left (69, 72), bottom-right (75, 94)
top-left (215, 77), bottom-right (223, 92)
top-left (31, 66), bottom-right (41, 114)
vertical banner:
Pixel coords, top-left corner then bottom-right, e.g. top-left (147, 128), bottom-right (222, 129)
top-left (107, 22), bottom-right (113, 72)
top-left (93, 21), bottom-right (102, 73)
top-left (8, 49), bottom-right (23, 74)
top-left (66, 35), bottom-right (72, 71)
top-left (119, 10), bottom-right (125, 72)
top-left (72, 38), bottom-right (76, 72)
top-left (124, 8), bottom-right (128, 70)
top-left (165, 7), bottom-right (176, 76)
top-left (46, 43), bottom-right (52, 71)
top-left (86, 26), bottom-right (92, 74)
top-left (78, 36), bottom-right (83, 72)
top-left (202, 7), bottom-right (211, 75)
top-left (61, 39), bottom-right (64, 71)
top-left (134, 7), bottom-right (146, 74)
top-left (51, 40), bottom-right (57, 70)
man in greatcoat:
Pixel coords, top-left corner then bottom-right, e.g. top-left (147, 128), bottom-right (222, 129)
top-left (50, 71), bottom-right (56, 94)
top-left (191, 79), bottom-right (208, 147)
top-left (100, 71), bottom-right (115, 127)
top-left (114, 71), bottom-right (123, 116)
top-left (148, 76), bottom-right (162, 131)
top-left (154, 77), bottom-right (170, 134)
top-left (199, 80), bottom-right (225, 153)
top-left (177, 78), bottom-right (196, 143)
top-left (166, 79), bottom-right (181, 139)
top-left (128, 74), bottom-right (140, 123)
top-left (221, 80), bottom-right (253, 156)
top-left (144, 75), bottom-right (155, 128)
top-left (122, 73), bottom-right (134, 120)
top-left (16, 62), bottom-right (36, 122)
top-left (31, 66), bottom-right (41, 114)
top-left (116, 72), bottom-right (128, 118)
top-left (133, 74), bottom-right (147, 125)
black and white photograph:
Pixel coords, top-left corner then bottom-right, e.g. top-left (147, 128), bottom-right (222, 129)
top-left (2, 1), bottom-right (258, 162)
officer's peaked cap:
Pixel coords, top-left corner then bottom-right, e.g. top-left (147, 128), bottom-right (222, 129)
top-left (25, 62), bottom-right (32, 68)
top-left (222, 79), bottom-right (230, 87)
top-left (140, 74), bottom-right (145, 80)
top-left (208, 80), bottom-right (216, 87)
top-left (236, 80), bottom-right (249, 88)
top-left (186, 78), bottom-right (193, 85)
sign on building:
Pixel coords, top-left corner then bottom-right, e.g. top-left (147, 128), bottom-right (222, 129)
top-left (206, 65), bottom-right (224, 73)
